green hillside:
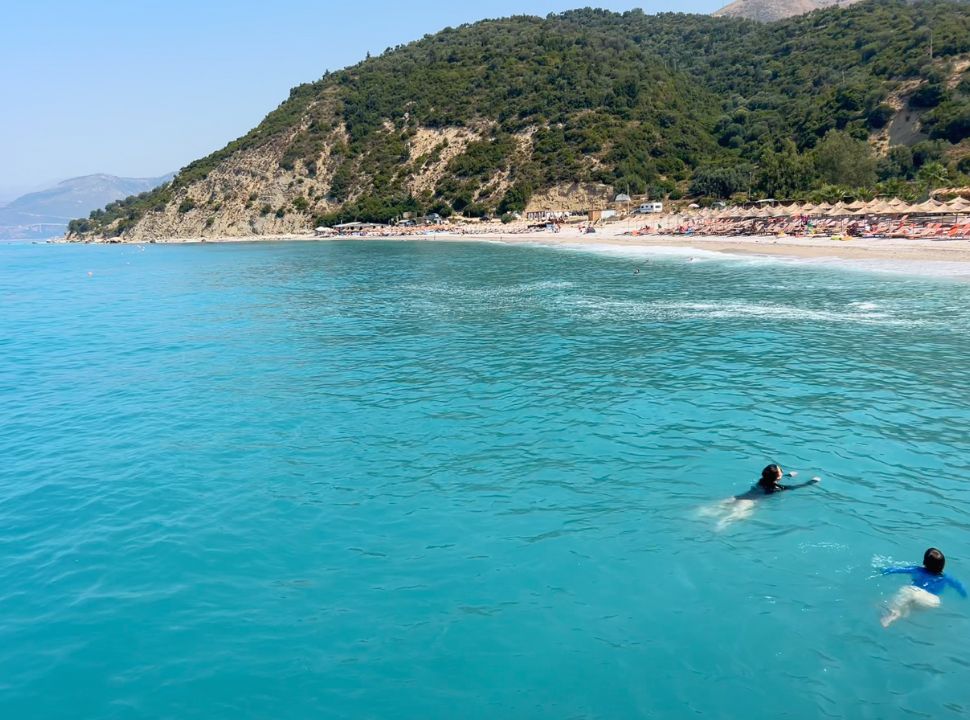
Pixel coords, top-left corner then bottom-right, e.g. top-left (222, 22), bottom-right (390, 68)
top-left (72, 0), bottom-right (970, 238)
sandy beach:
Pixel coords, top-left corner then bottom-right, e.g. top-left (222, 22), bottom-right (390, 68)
top-left (112, 219), bottom-right (970, 276)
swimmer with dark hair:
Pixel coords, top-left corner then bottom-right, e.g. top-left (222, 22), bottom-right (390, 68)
top-left (699, 463), bottom-right (821, 530)
top-left (738, 464), bottom-right (821, 498)
top-left (880, 548), bottom-right (967, 627)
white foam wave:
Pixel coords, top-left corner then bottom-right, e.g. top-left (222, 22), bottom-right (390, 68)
top-left (534, 239), bottom-right (970, 281)
top-left (556, 242), bottom-right (726, 261)
top-left (564, 298), bottom-right (906, 325)
top-left (400, 280), bottom-right (574, 300)
top-left (799, 541), bottom-right (849, 552)
top-left (871, 554), bottom-right (906, 571)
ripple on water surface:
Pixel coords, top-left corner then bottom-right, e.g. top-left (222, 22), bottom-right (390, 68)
top-left (1, 240), bottom-right (970, 719)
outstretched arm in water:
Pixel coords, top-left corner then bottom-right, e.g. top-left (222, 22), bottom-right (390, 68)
top-left (946, 576), bottom-right (968, 598)
top-left (881, 566), bottom-right (918, 576)
top-left (780, 475), bottom-right (821, 491)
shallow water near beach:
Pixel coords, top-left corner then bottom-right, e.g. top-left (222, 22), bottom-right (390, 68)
top-left (3, 239), bottom-right (970, 719)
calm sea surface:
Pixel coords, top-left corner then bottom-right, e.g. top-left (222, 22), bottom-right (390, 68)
top-left (2, 240), bottom-right (970, 719)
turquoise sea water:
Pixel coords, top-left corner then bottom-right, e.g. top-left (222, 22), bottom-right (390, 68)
top-left (3, 239), bottom-right (970, 719)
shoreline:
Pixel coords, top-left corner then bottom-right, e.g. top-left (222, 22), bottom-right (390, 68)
top-left (51, 228), bottom-right (970, 276)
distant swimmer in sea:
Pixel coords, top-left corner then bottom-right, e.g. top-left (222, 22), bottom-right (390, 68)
top-left (699, 464), bottom-right (821, 531)
top-left (634, 267), bottom-right (640, 275)
top-left (736, 464), bottom-right (821, 499)
top-left (880, 548), bottom-right (967, 628)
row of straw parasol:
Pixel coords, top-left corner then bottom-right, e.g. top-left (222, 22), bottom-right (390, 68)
top-left (679, 197), bottom-right (970, 219)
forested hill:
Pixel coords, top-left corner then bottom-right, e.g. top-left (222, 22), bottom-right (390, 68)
top-left (72, 0), bottom-right (970, 240)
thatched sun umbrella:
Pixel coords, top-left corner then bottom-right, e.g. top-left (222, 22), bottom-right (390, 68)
top-left (866, 200), bottom-right (895, 215)
top-left (945, 197), bottom-right (970, 212)
top-left (886, 197), bottom-right (908, 210)
top-left (913, 199), bottom-right (947, 215)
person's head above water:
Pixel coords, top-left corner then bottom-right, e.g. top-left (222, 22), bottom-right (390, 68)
top-left (924, 548), bottom-right (946, 574)
top-left (759, 464), bottom-right (784, 487)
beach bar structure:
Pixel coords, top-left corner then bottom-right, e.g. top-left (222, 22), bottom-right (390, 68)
top-left (332, 222), bottom-right (389, 234)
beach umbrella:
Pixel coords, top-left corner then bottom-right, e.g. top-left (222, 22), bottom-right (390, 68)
top-left (914, 199), bottom-right (947, 214)
top-left (945, 197), bottom-right (970, 211)
top-left (865, 200), bottom-right (893, 215)
top-left (847, 200), bottom-right (867, 211)
top-left (886, 198), bottom-right (908, 210)
top-left (830, 201), bottom-right (850, 215)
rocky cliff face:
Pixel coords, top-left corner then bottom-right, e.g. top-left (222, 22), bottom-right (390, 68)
top-left (113, 124), bottom-right (500, 241)
top-left (713, 0), bottom-right (864, 22)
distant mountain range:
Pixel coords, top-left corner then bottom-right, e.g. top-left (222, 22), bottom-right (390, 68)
top-left (0, 173), bottom-right (172, 239)
top-left (713, 0), bottom-right (864, 22)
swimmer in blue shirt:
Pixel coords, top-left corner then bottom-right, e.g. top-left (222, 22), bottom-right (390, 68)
top-left (880, 548), bottom-right (967, 627)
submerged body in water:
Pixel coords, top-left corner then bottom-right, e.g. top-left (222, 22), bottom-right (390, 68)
top-left (701, 464), bottom-right (821, 530)
top-left (881, 549), bottom-right (967, 627)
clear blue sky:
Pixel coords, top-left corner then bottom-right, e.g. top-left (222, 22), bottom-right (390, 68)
top-left (0, 0), bottom-right (723, 194)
